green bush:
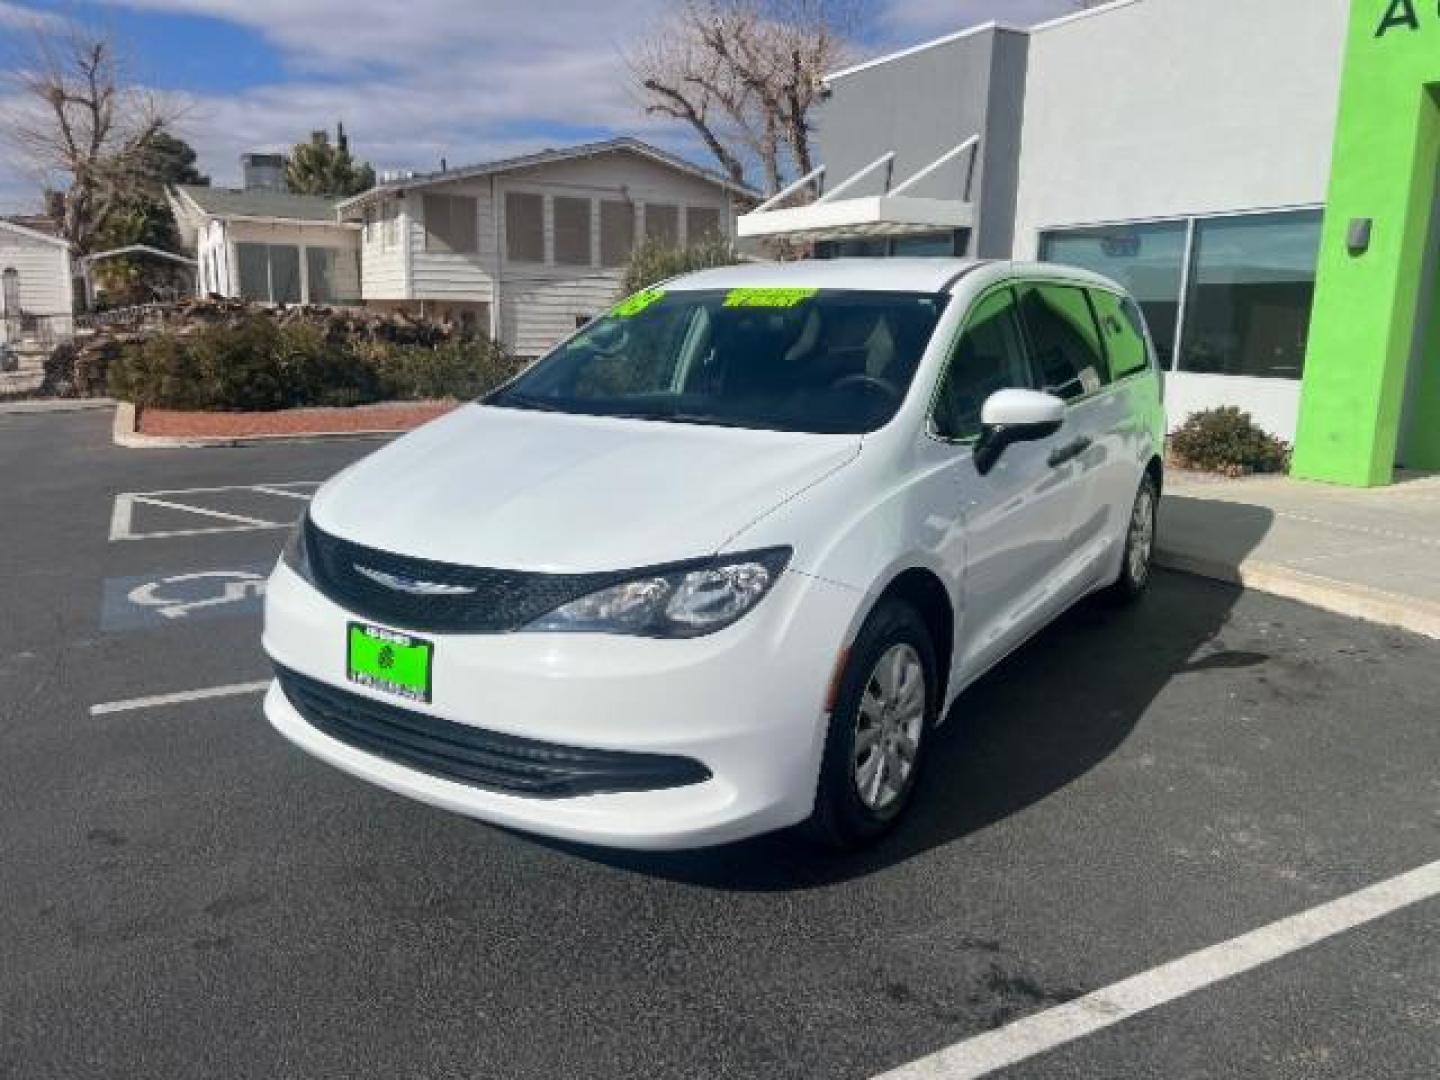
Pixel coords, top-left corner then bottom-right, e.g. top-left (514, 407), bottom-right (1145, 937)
top-left (108, 317), bottom-right (517, 411)
top-left (620, 236), bottom-right (743, 297)
top-left (1169, 407), bottom-right (1290, 476)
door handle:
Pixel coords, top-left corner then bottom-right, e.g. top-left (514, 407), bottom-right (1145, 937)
top-left (1048, 436), bottom-right (1093, 468)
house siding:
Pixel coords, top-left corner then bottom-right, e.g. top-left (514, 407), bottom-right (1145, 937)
top-left (0, 227), bottom-right (73, 317)
top-left (348, 147), bottom-right (738, 355)
top-left (359, 197), bottom-right (408, 300)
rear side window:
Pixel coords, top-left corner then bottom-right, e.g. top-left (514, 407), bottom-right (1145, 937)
top-left (1015, 284), bottom-right (1108, 401)
top-left (932, 289), bottom-right (1033, 441)
top-left (1090, 289), bottom-right (1152, 381)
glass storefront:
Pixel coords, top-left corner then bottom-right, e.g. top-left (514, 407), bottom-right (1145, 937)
top-left (1040, 208), bottom-right (1323, 380)
top-left (1180, 211), bottom-right (1323, 379)
top-left (816, 230), bottom-right (970, 259)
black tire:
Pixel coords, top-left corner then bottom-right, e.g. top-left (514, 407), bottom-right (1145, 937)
top-left (805, 598), bottom-right (938, 851)
top-left (1103, 472), bottom-right (1159, 606)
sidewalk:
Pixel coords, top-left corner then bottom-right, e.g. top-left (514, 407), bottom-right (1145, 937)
top-left (1157, 470), bottom-right (1440, 639)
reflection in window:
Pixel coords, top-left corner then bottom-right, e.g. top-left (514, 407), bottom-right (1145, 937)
top-left (1040, 221), bottom-right (1186, 369)
top-left (1016, 284), bottom-right (1108, 401)
top-left (1179, 211), bottom-right (1322, 379)
top-left (933, 289), bottom-right (1033, 441)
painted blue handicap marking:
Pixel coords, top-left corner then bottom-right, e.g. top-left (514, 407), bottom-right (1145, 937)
top-left (102, 564), bottom-right (273, 631)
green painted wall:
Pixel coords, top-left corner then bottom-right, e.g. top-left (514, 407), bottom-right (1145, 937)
top-left (1293, 0), bottom-right (1440, 485)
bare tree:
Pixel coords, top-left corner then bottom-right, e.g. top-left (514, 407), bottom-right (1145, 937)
top-left (1, 24), bottom-right (179, 253)
top-left (628, 0), bottom-right (857, 196)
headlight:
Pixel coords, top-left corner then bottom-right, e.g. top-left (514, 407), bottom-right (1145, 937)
top-left (525, 548), bottom-right (791, 638)
top-left (280, 513), bottom-right (313, 581)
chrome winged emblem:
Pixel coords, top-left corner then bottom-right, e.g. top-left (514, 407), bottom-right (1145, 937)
top-left (352, 564), bottom-right (476, 596)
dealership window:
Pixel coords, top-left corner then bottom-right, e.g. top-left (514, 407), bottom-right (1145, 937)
top-left (1179, 210), bottom-right (1323, 379)
top-left (686, 206), bottom-right (722, 242)
top-left (600, 200), bottom-right (635, 267)
top-left (424, 194), bottom-right (478, 254)
top-left (553, 197), bottom-right (593, 267)
top-left (1015, 283), bottom-right (1109, 401)
top-left (506, 192), bottom-right (545, 263)
top-left (645, 203), bottom-right (679, 247)
top-left (235, 243), bottom-right (300, 304)
top-left (815, 230), bottom-right (969, 259)
top-left (1039, 221), bottom-right (1186, 368)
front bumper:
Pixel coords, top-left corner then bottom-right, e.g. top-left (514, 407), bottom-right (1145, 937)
top-left (262, 560), bottom-right (861, 850)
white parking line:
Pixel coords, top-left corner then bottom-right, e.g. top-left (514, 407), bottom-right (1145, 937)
top-left (872, 858), bottom-right (1440, 1079)
top-left (108, 481), bottom-right (321, 541)
top-left (89, 680), bottom-right (271, 716)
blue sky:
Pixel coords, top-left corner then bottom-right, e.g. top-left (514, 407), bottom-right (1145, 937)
top-left (0, 0), bottom-right (1079, 213)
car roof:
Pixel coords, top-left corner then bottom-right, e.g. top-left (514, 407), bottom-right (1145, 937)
top-left (664, 258), bottom-right (1125, 296)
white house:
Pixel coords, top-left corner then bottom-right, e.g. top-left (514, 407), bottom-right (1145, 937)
top-left (168, 185), bottom-right (361, 306)
top-left (0, 218), bottom-right (77, 346)
top-left (335, 138), bottom-right (753, 356)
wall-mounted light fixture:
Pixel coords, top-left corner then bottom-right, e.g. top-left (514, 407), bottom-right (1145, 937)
top-left (1347, 217), bottom-right (1373, 255)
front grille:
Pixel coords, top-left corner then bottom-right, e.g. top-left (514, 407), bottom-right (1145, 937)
top-left (275, 666), bottom-right (711, 798)
top-left (304, 517), bottom-right (625, 634)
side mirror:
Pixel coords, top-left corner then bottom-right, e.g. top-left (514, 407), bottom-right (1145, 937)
top-left (974, 389), bottom-right (1065, 475)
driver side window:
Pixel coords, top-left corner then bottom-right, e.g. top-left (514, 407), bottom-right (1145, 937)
top-left (932, 288), bottom-right (1033, 441)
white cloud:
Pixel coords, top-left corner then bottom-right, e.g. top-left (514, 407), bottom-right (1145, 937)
top-left (0, 0), bottom-right (1083, 212)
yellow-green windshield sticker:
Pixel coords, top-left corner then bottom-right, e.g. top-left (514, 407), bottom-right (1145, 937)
top-left (611, 289), bottom-right (666, 319)
top-left (723, 287), bottom-right (819, 309)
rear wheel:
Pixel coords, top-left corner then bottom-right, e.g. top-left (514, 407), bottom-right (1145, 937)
top-left (806, 598), bottom-right (937, 850)
top-left (1104, 473), bottom-right (1158, 605)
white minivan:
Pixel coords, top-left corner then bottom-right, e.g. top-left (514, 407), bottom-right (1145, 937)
top-left (263, 259), bottom-right (1165, 851)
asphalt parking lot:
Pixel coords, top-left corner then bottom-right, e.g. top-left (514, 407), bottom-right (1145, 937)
top-left (2, 409), bottom-right (1438, 1079)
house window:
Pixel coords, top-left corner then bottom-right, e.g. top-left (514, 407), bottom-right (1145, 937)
top-left (600, 200), bottom-right (635, 267)
top-left (645, 203), bottom-right (679, 247)
top-left (506, 191), bottom-right (545, 263)
top-left (1040, 221), bottom-right (1187, 369)
top-left (424, 193), bottom-right (478, 254)
top-left (686, 206), bottom-right (722, 243)
top-left (553, 197), bottom-right (593, 267)
top-left (308, 247), bottom-right (356, 304)
top-left (1, 267), bottom-right (19, 317)
top-left (235, 243), bottom-right (301, 304)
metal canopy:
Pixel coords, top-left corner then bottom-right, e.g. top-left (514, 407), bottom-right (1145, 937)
top-left (738, 136), bottom-right (980, 243)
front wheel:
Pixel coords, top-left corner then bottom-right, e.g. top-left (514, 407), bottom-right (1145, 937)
top-left (805, 598), bottom-right (938, 850)
top-left (1104, 473), bottom-right (1159, 605)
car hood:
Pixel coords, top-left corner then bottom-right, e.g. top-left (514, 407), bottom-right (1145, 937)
top-left (310, 404), bottom-right (861, 572)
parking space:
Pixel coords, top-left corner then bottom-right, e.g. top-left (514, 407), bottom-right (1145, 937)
top-left (1, 409), bottom-right (1438, 1079)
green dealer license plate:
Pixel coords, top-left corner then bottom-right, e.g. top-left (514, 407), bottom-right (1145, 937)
top-left (347, 623), bottom-right (433, 703)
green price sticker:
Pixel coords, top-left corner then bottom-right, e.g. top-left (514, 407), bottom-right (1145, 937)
top-left (723, 287), bottom-right (819, 309)
top-left (612, 289), bottom-right (666, 319)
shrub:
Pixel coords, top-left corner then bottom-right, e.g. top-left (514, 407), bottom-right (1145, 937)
top-left (620, 236), bottom-right (743, 297)
top-left (108, 315), bottom-right (517, 411)
top-left (1169, 407), bottom-right (1290, 476)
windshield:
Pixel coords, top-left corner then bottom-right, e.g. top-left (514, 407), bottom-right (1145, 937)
top-left (486, 288), bottom-right (949, 435)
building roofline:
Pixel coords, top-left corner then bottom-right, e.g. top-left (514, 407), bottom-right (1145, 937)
top-left (824, 0), bottom-right (1146, 84)
top-left (1029, 0), bottom-right (1143, 34)
top-left (335, 136), bottom-right (756, 214)
top-left (824, 20), bottom-right (1028, 84)
top-left (0, 217), bottom-right (72, 250)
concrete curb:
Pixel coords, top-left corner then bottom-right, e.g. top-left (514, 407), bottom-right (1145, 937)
top-left (1156, 547), bottom-right (1440, 641)
top-left (0, 397), bottom-right (114, 415)
top-left (111, 402), bottom-right (410, 449)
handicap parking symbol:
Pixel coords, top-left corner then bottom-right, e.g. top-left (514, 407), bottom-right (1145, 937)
top-left (102, 565), bottom-right (272, 631)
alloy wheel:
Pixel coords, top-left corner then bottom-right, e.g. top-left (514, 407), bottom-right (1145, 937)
top-left (852, 643), bottom-right (926, 811)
